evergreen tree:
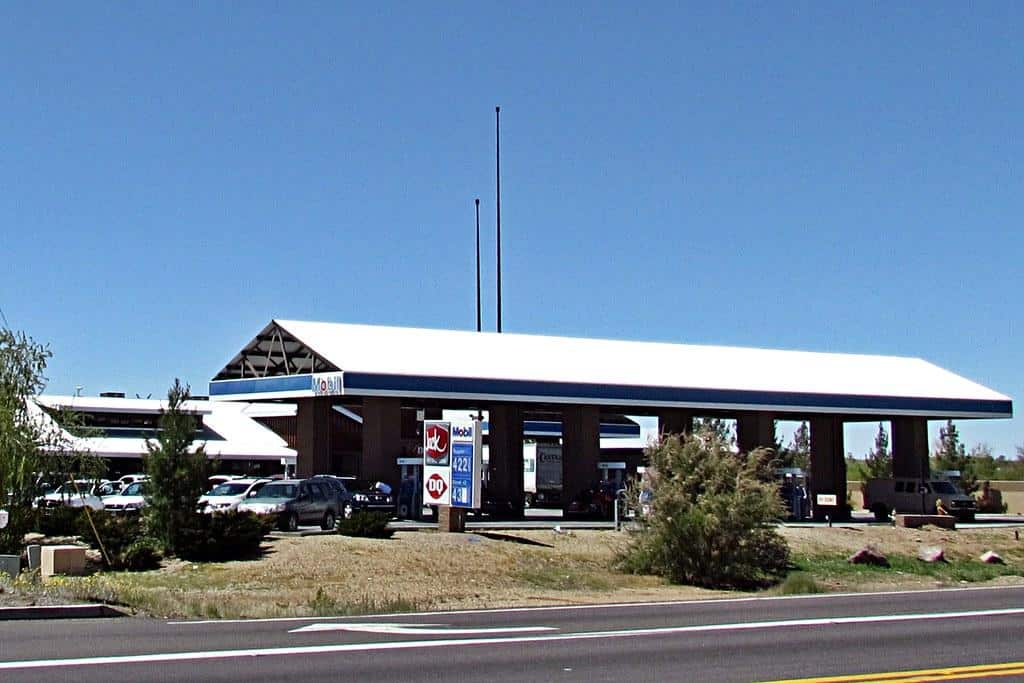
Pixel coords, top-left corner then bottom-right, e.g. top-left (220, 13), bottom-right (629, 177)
top-left (693, 417), bottom-right (734, 446)
top-left (782, 421), bottom-right (811, 471)
top-left (143, 379), bottom-right (210, 555)
top-left (859, 422), bottom-right (892, 479)
top-left (933, 419), bottom-right (977, 494)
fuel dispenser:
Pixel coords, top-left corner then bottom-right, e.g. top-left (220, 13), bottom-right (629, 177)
top-left (396, 457), bottom-right (423, 520)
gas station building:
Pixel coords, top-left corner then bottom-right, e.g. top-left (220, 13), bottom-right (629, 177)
top-left (209, 320), bottom-right (1013, 520)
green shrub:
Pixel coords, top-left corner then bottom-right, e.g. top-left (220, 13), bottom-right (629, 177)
top-left (120, 538), bottom-right (163, 571)
top-left (77, 511), bottom-right (160, 571)
top-left (34, 506), bottom-right (85, 537)
top-left (336, 511), bottom-right (393, 539)
top-left (618, 433), bottom-right (789, 589)
top-left (175, 511), bottom-right (271, 562)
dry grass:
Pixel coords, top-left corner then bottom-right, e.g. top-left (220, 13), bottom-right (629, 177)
top-left (7, 524), bottom-right (1023, 617)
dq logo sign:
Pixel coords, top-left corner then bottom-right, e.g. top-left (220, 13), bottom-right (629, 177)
top-left (424, 423), bottom-right (450, 466)
top-left (425, 473), bottom-right (448, 500)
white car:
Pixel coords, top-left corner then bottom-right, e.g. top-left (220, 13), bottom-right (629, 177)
top-left (198, 478), bottom-right (270, 514)
top-left (101, 480), bottom-right (148, 513)
top-left (34, 481), bottom-right (105, 511)
top-left (117, 473), bottom-right (148, 489)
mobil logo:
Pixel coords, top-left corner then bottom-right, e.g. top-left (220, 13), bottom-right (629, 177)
top-left (425, 473), bottom-right (448, 500)
top-left (424, 423), bottom-right (450, 463)
top-left (451, 424), bottom-right (473, 439)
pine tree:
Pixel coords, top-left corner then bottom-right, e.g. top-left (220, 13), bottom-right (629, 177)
top-left (783, 421), bottom-right (811, 471)
top-left (933, 419), bottom-right (977, 494)
top-left (143, 379), bottom-right (210, 555)
top-left (859, 422), bottom-right (892, 479)
top-left (693, 417), bottom-right (734, 445)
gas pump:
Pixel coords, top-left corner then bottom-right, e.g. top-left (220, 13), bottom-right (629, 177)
top-left (396, 457), bottom-right (423, 520)
top-left (598, 461), bottom-right (626, 487)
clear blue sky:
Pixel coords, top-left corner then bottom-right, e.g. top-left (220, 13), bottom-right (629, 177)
top-left (2, 3), bottom-right (1020, 457)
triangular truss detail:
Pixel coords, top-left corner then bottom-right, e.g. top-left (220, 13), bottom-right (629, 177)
top-left (213, 322), bottom-right (337, 380)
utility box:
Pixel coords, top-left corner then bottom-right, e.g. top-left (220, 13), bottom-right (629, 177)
top-left (0, 555), bottom-right (19, 580)
top-left (41, 545), bottom-right (86, 578)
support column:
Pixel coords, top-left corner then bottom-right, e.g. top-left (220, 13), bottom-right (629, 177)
top-left (561, 405), bottom-right (601, 514)
top-left (809, 415), bottom-right (849, 521)
top-left (361, 397), bottom-right (402, 487)
top-left (657, 409), bottom-right (694, 438)
top-left (891, 417), bottom-right (930, 480)
top-left (487, 404), bottom-right (525, 517)
top-left (296, 397), bottom-right (332, 478)
top-left (736, 412), bottom-right (775, 454)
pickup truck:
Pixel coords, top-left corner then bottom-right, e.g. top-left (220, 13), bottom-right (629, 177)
top-left (862, 477), bottom-right (976, 522)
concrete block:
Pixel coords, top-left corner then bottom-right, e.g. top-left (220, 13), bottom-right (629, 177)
top-left (0, 555), bottom-right (19, 580)
top-left (894, 514), bottom-right (956, 529)
top-left (40, 545), bottom-right (86, 578)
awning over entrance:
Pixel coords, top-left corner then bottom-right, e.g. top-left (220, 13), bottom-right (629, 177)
top-left (209, 320), bottom-right (1012, 419)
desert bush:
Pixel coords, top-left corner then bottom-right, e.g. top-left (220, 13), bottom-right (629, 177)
top-left (336, 511), bottom-right (393, 539)
top-left (618, 433), bottom-right (789, 589)
top-left (174, 511), bottom-right (270, 562)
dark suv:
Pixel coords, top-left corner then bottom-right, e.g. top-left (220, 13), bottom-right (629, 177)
top-left (237, 479), bottom-right (338, 531)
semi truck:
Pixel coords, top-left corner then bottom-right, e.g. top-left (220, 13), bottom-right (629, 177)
top-left (523, 443), bottom-right (562, 507)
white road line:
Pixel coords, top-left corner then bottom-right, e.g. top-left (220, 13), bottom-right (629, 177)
top-left (167, 583), bottom-right (1024, 626)
top-left (289, 623), bottom-right (557, 635)
top-left (6, 607), bottom-right (1024, 671)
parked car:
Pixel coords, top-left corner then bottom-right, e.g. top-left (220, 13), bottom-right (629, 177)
top-left (863, 477), bottom-right (977, 522)
top-left (95, 480), bottom-right (122, 497)
top-left (237, 479), bottom-right (338, 531)
top-left (101, 480), bottom-right (148, 513)
top-left (344, 479), bottom-right (395, 516)
top-left (117, 474), bottom-right (147, 486)
top-left (207, 474), bottom-right (243, 489)
top-left (310, 475), bottom-right (355, 519)
top-left (34, 480), bottom-right (105, 511)
top-left (198, 478), bottom-right (270, 514)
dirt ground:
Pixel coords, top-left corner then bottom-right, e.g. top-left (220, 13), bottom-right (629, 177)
top-left (3, 524), bottom-right (1023, 617)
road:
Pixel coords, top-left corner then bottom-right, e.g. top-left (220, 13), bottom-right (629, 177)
top-left (2, 586), bottom-right (1024, 681)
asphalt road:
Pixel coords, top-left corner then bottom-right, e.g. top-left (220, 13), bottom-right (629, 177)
top-left (2, 585), bottom-right (1024, 682)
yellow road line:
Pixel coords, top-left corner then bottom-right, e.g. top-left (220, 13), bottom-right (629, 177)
top-left (763, 661), bottom-right (1024, 683)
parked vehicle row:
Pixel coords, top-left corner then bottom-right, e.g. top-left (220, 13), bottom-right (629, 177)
top-left (32, 472), bottom-right (401, 529)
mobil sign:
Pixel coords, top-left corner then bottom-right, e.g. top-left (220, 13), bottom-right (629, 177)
top-left (422, 418), bottom-right (482, 509)
top-left (422, 420), bottom-right (452, 505)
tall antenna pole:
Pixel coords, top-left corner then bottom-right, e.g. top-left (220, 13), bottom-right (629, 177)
top-left (495, 105), bottom-right (502, 333)
top-left (475, 198), bottom-right (482, 333)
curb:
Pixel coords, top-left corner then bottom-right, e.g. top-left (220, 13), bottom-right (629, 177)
top-left (0, 603), bottom-right (127, 621)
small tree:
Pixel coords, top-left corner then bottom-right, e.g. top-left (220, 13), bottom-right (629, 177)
top-left (619, 432), bottom-right (789, 589)
top-left (0, 330), bottom-right (51, 553)
top-left (859, 422), bottom-right (892, 480)
top-left (779, 421), bottom-right (810, 471)
top-left (693, 417), bottom-right (734, 446)
top-left (143, 379), bottom-right (209, 555)
top-left (933, 420), bottom-right (977, 494)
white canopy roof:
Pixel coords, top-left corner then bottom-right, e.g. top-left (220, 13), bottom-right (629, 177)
top-left (209, 320), bottom-right (1012, 419)
top-left (35, 396), bottom-right (296, 461)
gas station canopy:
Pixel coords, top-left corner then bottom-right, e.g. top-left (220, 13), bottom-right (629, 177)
top-left (209, 320), bottom-right (1012, 419)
